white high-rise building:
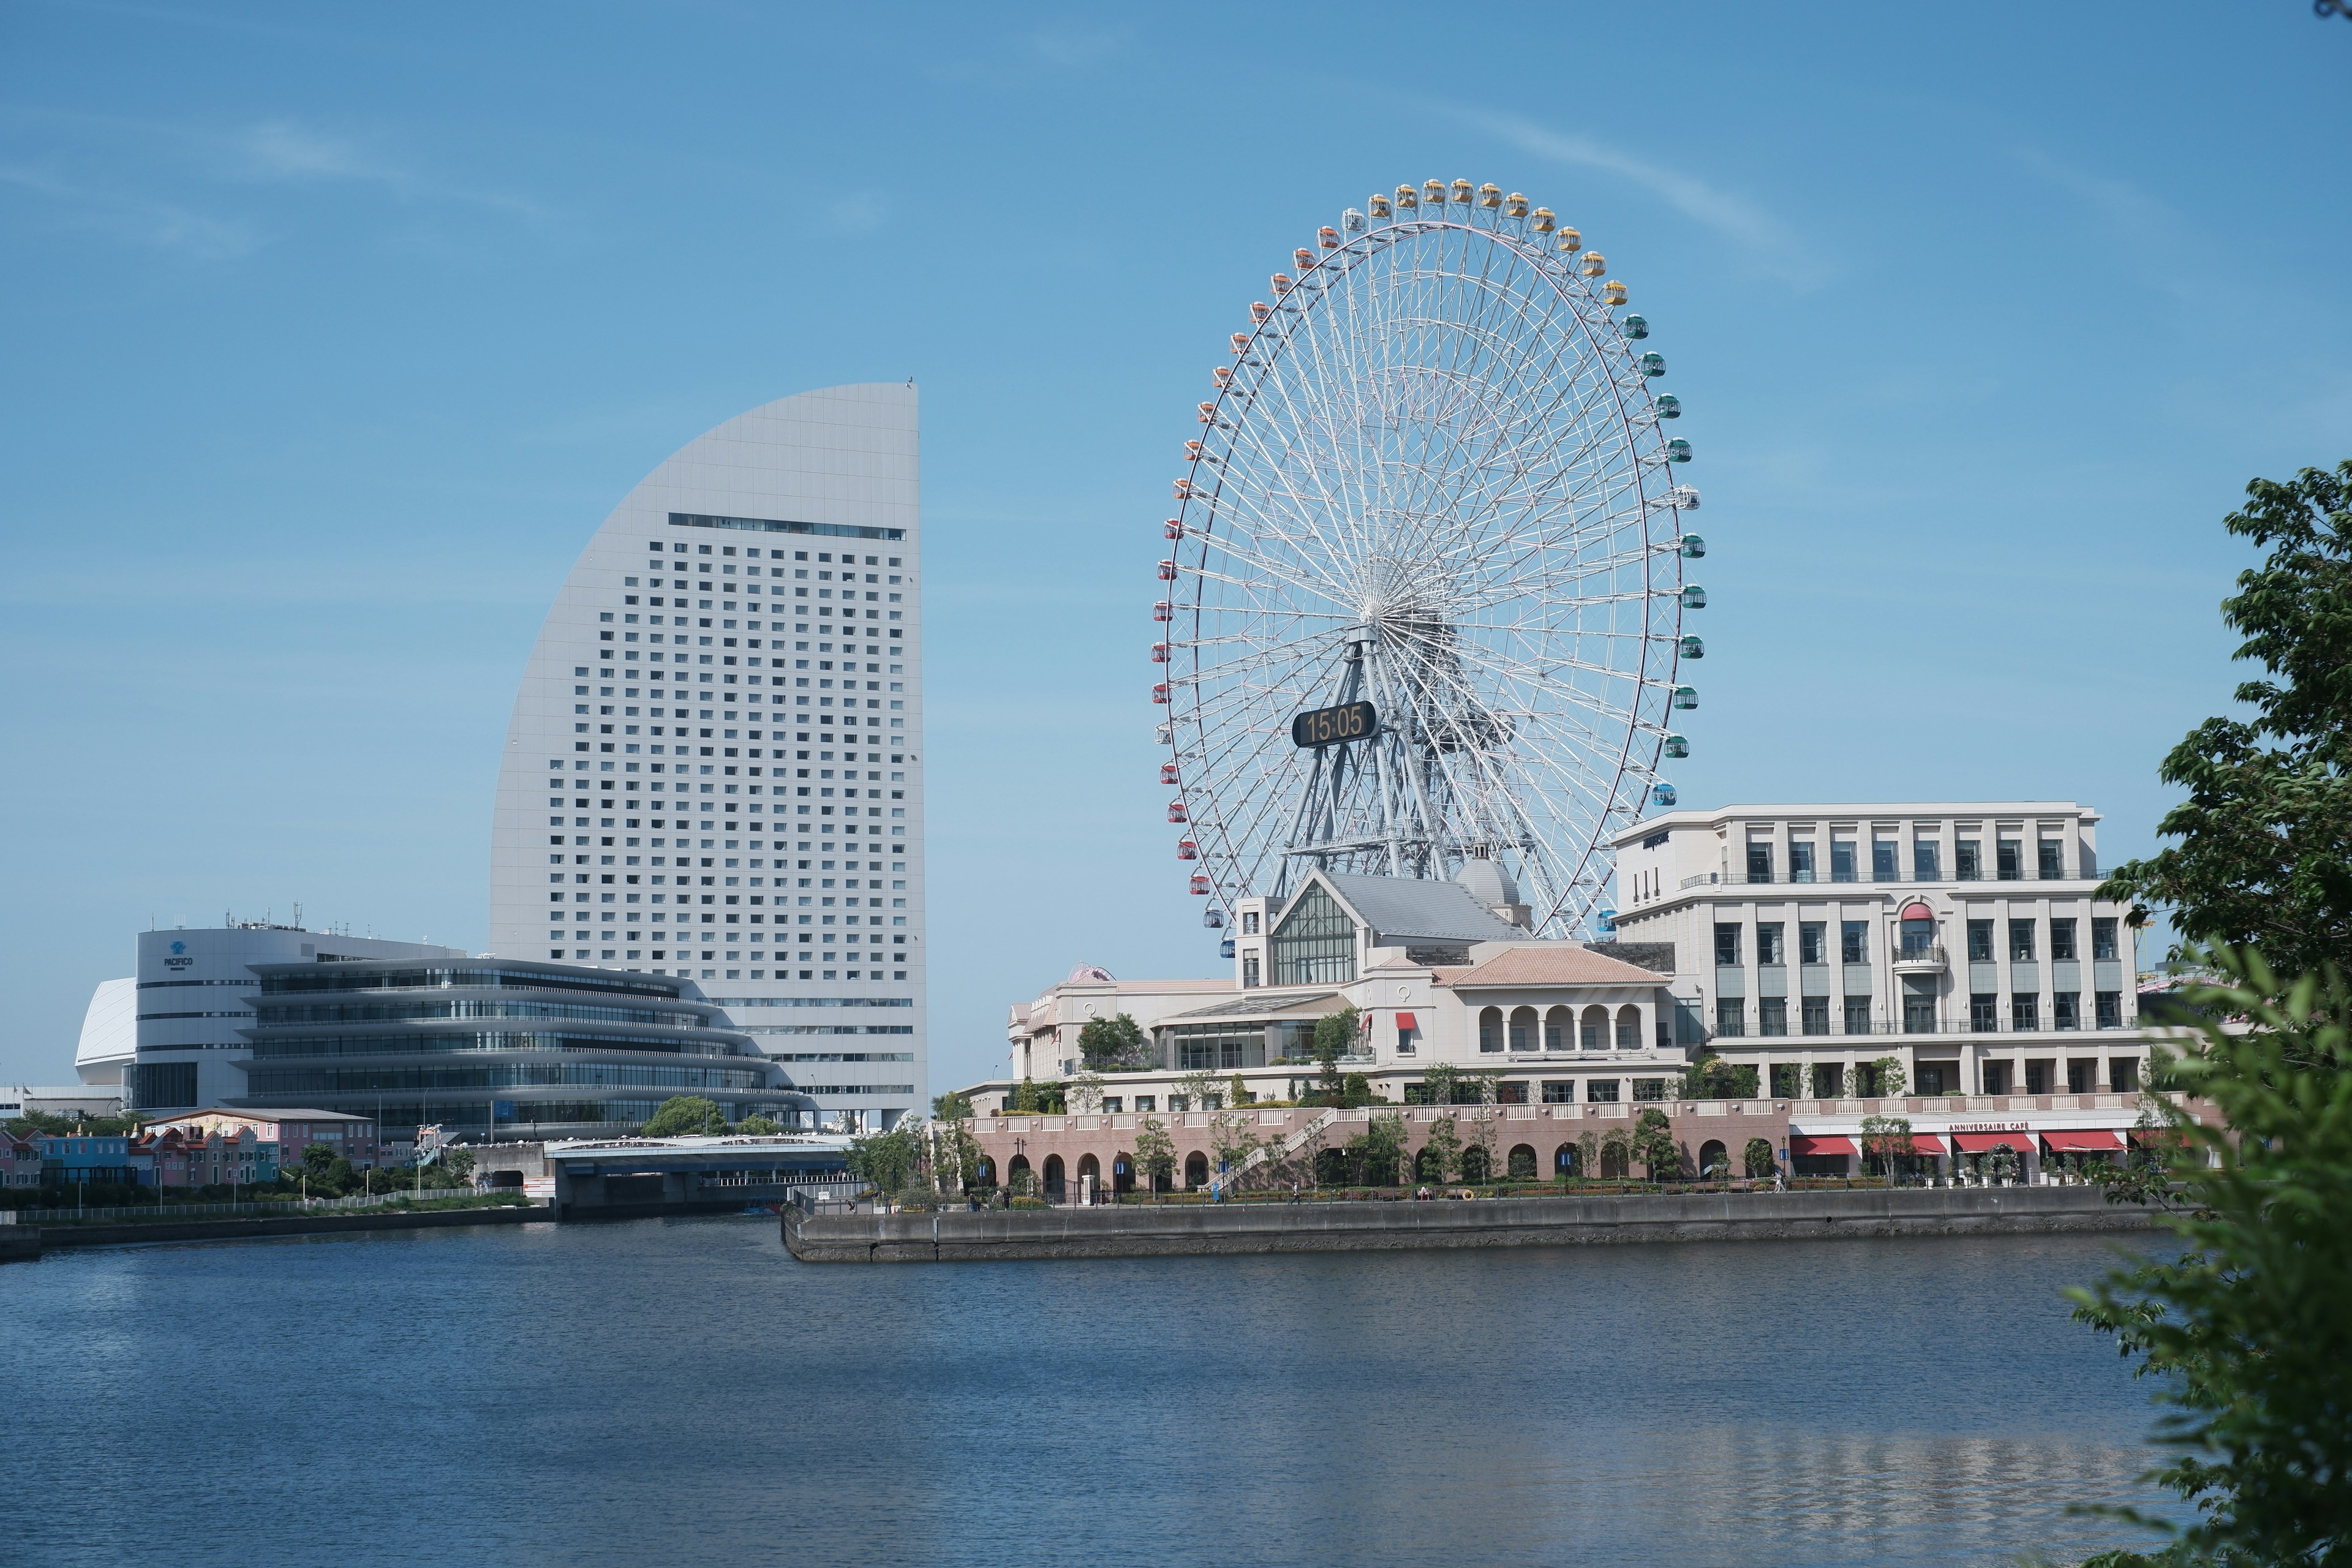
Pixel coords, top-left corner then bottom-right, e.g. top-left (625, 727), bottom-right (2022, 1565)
top-left (488, 383), bottom-right (926, 1131)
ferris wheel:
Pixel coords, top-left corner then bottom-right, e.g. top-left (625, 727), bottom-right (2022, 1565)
top-left (1153, 178), bottom-right (1707, 939)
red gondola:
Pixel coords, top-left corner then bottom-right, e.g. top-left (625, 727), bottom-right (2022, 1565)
top-left (1167, 801), bottom-right (1188, 823)
top-left (1177, 839), bottom-right (1198, 860)
top-left (1152, 683), bottom-right (1170, 704)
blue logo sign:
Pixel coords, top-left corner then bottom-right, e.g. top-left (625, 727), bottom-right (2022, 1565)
top-left (492, 1101), bottom-right (516, 1119)
top-left (170, 941), bottom-right (186, 955)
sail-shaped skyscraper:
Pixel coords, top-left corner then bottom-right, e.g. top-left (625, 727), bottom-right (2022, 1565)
top-left (489, 383), bottom-right (925, 1129)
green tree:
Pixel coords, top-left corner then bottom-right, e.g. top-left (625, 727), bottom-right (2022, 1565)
top-left (2070, 950), bottom-right (2352, 1567)
top-left (1632, 1107), bottom-right (1678, 1181)
top-left (1466, 1107), bottom-right (1500, 1185)
top-left (1420, 1113), bottom-right (1461, 1183)
top-left (639, 1096), bottom-right (727, 1138)
top-left (1134, 1117), bottom-right (1176, 1194)
top-left (1066, 1069), bottom-right (1106, 1114)
top-left (1859, 1113), bottom-right (1913, 1186)
top-left (1311, 1005), bottom-right (1361, 1102)
top-left (1743, 1137), bottom-right (1776, 1179)
top-left (1683, 1054), bottom-right (1761, 1100)
top-left (1012, 1078), bottom-right (1040, 1113)
top-left (931, 1090), bottom-right (974, 1121)
top-left (1077, 1012), bottom-right (1149, 1071)
top-left (1340, 1071), bottom-right (1373, 1108)
top-left (1577, 1129), bottom-right (1599, 1181)
top-left (1174, 1068), bottom-right (1221, 1112)
top-left (1343, 1111), bottom-right (1408, 1185)
top-left (2100, 464), bottom-right (2352, 978)
top-left (845, 1125), bottom-right (922, 1192)
top-left (1420, 1061), bottom-right (1462, 1107)
top-left (736, 1114), bottom-right (781, 1135)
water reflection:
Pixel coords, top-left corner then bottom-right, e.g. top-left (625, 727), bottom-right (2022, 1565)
top-left (0, 1223), bottom-right (2171, 1567)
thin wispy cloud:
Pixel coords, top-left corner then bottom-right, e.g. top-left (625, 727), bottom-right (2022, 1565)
top-left (0, 104), bottom-right (551, 258)
top-left (0, 160), bottom-right (258, 257)
top-left (2011, 146), bottom-right (2197, 301)
top-left (1028, 25), bottom-right (1128, 70)
top-left (1447, 105), bottom-right (1815, 280)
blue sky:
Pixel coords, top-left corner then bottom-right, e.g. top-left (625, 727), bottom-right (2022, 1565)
top-left (4, 2), bottom-right (2347, 1092)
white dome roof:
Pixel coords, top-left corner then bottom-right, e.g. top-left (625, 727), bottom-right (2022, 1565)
top-left (1453, 859), bottom-right (1520, 908)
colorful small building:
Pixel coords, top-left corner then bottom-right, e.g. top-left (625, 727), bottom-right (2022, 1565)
top-left (0, 1130), bottom-right (43, 1188)
top-left (140, 1108), bottom-right (367, 1171)
top-left (39, 1133), bottom-right (153, 1189)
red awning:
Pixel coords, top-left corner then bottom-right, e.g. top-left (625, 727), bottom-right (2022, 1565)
top-left (1898, 901), bottom-right (1936, 921)
top-left (2042, 1128), bottom-right (2128, 1153)
top-left (1951, 1131), bottom-right (2032, 1153)
top-left (1903, 1133), bottom-right (1947, 1155)
top-left (1395, 1012), bottom-right (1418, 1031)
top-left (1788, 1134), bottom-right (1858, 1156)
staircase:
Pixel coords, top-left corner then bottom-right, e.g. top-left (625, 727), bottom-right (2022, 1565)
top-left (1209, 1108), bottom-right (1341, 1198)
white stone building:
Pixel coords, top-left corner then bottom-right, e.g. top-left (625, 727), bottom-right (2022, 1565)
top-left (486, 383), bottom-right (926, 1130)
top-left (1606, 802), bottom-right (2151, 1102)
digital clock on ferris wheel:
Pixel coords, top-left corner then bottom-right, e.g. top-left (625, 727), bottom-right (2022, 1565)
top-left (1289, 701), bottom-right (1378, 749)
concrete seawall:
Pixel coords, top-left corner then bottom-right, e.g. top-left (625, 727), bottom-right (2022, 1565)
top-left (783, 1186), bottom-right (2160, 1263)
top-left (34, 1204), bottom-right (551, 1251)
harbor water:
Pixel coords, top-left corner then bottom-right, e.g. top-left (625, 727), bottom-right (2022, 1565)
top-left (0, 1218), bottom-right (2177, 1566)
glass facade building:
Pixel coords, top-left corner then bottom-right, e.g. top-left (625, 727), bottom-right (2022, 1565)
top-left (235, 959), bottom-right (810, 1142)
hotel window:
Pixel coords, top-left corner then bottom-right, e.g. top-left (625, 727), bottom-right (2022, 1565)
top-left (2039, 839), bottom-right (2066, 878)
top-left (1756, 922), bottom-right (1785, 966)
top-left (1798, 921), bottom-right (1826, 965)
top-left (2008, 920), bottom-right (2037, 962)
top-left (1788, 841), bottom-right (1815, 882)
top-left (1631, 1078), bottom-right (1668, 1101)
top-left (2011, 994), bottom-right (2040, 1031)
top-left (2095, 990), bottom-right (2123, 1028)
top-left (1101, 1098), bottom-right (1122, 1115)
top-left (2050, 919), bottom-right (2078, 961)
top-left (1841, 921), bottom-right (1868, 963)
top-left (1843, 997), bottom-right (1872, 1035)
top-left (2054, 991), bottom-right (2081, 1030)
top-left (1586, 1079), bottom-right (1621, 1103)
top-left (1541, 1080), bottom-right (1575, 1104)
top-left (2066, 1059), bottom-right (2096, 1095)
top-left (1872, 840), bottom-right (1898, 881)
top-left (2109, 1057), bottom-right (2140, 1092)
top-left (1713, 924), bottom-right (1741, 965)
top-left (1970, 993), bottom-right (1999, 1031)
top-left (1830, 839), bottom-right (1857, 881)
top-left (1800, 995), bottom-right (1831, 1035)
top-left (1997, 839), bottom-right (2024, 880)
top-left (1745, 843), bottom-right (1773, 882)
top-left (1713, 997), bottom-right (1745, 1037)
top-left (1758, 998), bottom-right (1789, 1036)
top-left (1812, 1063), bottom-right (1844, 1099)
top-left (1912, 839), bottom-right (1940, 880)
top-left (1981, 1060), bottom-right (2011, 1096)
top-left (2091, 918), bottom-right (2120, 960)
top-left (1967, 919), bottom-right (1994, 962)
top-left (1956, 839), bottom-right (1982, 881)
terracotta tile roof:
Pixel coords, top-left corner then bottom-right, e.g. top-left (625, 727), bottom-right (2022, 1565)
top-left (1440, 944), bottom-right (1665, 989)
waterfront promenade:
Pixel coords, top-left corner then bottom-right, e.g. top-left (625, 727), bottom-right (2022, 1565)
top-left (784, 1183), bottom-right (2157, 1262)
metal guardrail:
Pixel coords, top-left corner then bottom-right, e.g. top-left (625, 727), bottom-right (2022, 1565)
top-left (1, 1189), bottom-right (509, 1224)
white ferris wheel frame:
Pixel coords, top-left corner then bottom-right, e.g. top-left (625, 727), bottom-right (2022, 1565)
top-left (1156, 183), bottom-right (1703, 938)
